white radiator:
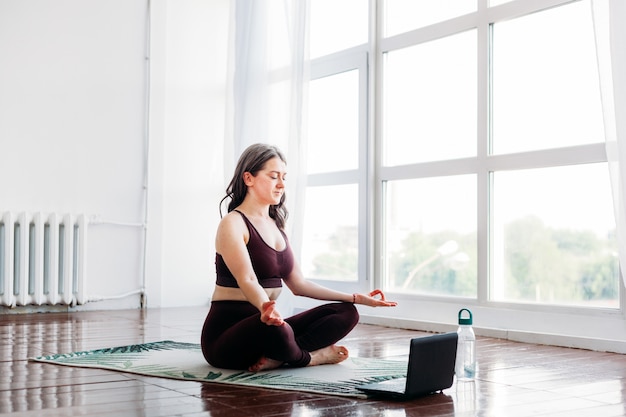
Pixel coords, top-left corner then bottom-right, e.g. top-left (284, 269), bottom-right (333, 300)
top-left (0, 212), bottom-right (87, 307)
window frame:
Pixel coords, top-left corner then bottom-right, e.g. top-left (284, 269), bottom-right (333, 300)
top-left (374, 0), bottom-right (622, 315)
top-left (305, 48), bottom-right (371, 295)
top-left (298, 0), bottom-right (626, 349)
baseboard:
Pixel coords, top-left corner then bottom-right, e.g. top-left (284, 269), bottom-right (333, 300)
top-left (358, 314), bottom-right (626, 354)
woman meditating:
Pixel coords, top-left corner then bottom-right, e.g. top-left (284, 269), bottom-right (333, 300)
top-left (201, 143), bottom-right (397, 371)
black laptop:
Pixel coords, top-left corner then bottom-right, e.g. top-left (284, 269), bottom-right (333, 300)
top-left (357, 332), bottom-right (458, 399)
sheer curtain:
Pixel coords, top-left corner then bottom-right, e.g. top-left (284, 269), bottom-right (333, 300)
top-left (592, 1), bottom-right (626, 287)
top-left (224, 0), bottom-right (309, 220)
top-left (224, 0), bottom-right (310, 311)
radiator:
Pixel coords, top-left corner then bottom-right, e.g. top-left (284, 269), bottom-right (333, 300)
top-left (0, 212), bottom-right (87, 307)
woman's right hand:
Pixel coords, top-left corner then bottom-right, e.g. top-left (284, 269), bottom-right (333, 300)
top-left (261, 300), bottom-right (285, 326)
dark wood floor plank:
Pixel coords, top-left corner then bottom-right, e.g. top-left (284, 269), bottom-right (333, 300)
top-left (1, 306), bottom-right (626, 416)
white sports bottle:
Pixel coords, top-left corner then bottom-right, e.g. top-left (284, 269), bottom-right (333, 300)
top-left (455, 308), bottom-right (476, 381)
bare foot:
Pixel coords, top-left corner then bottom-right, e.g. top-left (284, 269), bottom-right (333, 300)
top-left (308, 345), bottom-right (349, 367)
top-left (248, 356), bottom-right (283, 372)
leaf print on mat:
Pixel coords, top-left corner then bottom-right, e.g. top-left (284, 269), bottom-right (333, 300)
top-left (31, 340), bottom-right (407, 399)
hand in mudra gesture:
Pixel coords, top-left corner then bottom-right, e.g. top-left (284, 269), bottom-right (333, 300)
top-left (261, 300), bottom-right (285, 326)
top-left (354, 289), bottom-right (397, 307)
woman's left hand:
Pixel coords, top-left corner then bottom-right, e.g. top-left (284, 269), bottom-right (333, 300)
top-left (354, 289), bottom-right (397, 307)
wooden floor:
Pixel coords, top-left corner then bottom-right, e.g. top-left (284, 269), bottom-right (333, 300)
top-left (1, 306), bottom-right (626, 417)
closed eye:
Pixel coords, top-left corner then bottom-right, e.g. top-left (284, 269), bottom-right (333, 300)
top-left (269, 172), bottom-right (286, 181)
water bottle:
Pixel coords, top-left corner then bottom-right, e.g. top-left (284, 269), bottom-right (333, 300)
top-left (455, 308), bottom-right (476, 381)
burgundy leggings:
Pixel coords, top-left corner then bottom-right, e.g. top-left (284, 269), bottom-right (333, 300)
top-left (201, 300), bottom-right (359, 370)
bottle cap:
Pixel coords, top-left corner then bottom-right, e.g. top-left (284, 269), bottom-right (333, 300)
top-left (458, 308), bottom-right (473, 325)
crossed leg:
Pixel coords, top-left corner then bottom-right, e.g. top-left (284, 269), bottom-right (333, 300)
top-left (202, 301), bottom-right (359, 371)
top-left (248, 302), bottom-right (359, 371)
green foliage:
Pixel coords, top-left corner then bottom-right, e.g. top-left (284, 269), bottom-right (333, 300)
top-left (310, 215), bottom-right (618, 306)
top-left (503, 216), bottom-right (618, 304)
top-left (388, 230), bottom-right (477, 297)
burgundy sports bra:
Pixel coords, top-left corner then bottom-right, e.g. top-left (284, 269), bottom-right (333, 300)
top-left (215, 210), bottom-right (295, 288)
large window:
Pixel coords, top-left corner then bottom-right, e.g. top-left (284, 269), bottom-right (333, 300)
top-left (305, 0), bottom-right (619, 324)
top-left (302, 0), bottom-right (370, 288)
top-left (487, 1), bottom-right (617, 308)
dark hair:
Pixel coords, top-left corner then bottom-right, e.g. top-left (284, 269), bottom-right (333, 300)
top-left (220, 143), bottom-right (288, 229)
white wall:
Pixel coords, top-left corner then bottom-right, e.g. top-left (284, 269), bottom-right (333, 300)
top-left (0, 0), bottom-right (148, 308)
top-left (0, 0), bottom-right (229, 310)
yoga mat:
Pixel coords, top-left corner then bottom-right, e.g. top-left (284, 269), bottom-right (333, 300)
top-left (31, 341), bottom-right (407, 399)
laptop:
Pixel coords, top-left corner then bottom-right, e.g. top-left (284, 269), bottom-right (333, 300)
top-left (357, 332), bottom-right (458, 399)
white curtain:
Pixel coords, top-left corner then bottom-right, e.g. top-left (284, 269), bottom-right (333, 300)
top-left (224, 0), bottom-right (309, 230)
top-left (592, 0), bottom-right (626, 287)
top-left (224, 1), bottom-right (310, 313)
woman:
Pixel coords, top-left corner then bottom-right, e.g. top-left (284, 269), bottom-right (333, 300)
top-left (201, 143), bottom-right (397, 372)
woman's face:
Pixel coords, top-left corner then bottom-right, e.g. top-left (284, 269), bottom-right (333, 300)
top-left (245, 157), bottom-right (287, 205)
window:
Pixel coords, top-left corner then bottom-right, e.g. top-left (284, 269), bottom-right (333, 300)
top-left (492, 164), bottom-right (618, 307)
top-left (301, 50), bottom-right (367, 284)
top-left (384, 175), bottom-right (477, 297)
top-left (307, 71), bottom-right (360, 173)
top-left (302, 184), bottom-right (359, 282)
top-left (488, 0), bottom-right (617, 308)
top-left (383, 31), bottom-right (477, 165)
top-left (491, 1), bottom-right (604, 154)
top-left (302, 68), bottom-right (362, 282)
top-left (304, 0), bottom-right (620, 339)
